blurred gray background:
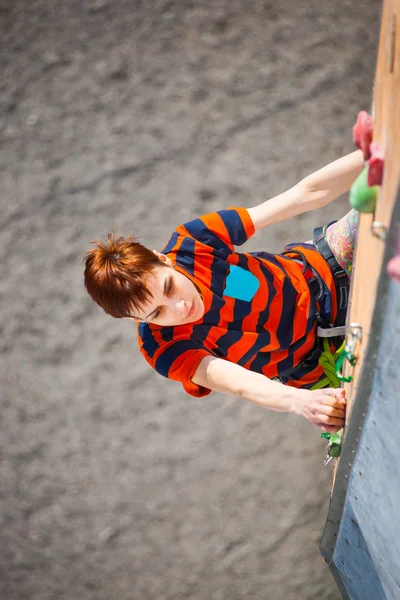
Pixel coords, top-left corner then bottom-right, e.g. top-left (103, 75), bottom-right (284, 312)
top-left (0, 1), bottom-right (380, 599)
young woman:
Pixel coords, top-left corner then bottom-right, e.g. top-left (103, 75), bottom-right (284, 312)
top-left (84, 149), bottom-right (364, 433)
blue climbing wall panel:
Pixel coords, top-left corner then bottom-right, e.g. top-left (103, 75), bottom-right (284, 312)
top-left (320, 188), bottom-right (400, 600)
top-left (333, 278), bottom-right (400, 599)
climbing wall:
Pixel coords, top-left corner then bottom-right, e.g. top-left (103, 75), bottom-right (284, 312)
top-left (321, 2), bottom-right (400, 597)
top-left (345, 0), bottom-right (400, 419)
top-left (320, 191), bottom-right (400, 599)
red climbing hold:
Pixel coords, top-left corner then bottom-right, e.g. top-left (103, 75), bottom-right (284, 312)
top-left (387, 255), bottom-right (400, 283)
top-left (353, 110), bottom-right (374, 160)
top-left (368, 142), bottom-right (385, 186)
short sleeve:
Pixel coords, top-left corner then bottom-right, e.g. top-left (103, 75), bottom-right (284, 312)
top-left (156, 346), bottom-right (213, 398)
top-left (138, 324), bottom-right (213, 398)
top-left (174, 207), bottom-right (255, 253)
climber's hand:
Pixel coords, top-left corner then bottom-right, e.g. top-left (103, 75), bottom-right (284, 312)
top-left (293, 388), bottom-right (346, 433)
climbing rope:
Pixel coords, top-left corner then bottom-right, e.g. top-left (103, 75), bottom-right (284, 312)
top-left (311, 338), bottom-right (346, 390)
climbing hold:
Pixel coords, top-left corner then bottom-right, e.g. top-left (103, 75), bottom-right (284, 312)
top-left (368, 142), bottom-right (385, 186)
top-left (352, 110), bottom-right (373, 160)
top-left (387, 255), bottom-right (400, 282)
top-left (349, 165), bottom-right (378, 213)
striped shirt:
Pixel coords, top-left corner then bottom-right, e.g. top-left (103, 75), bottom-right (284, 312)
top-left (137, 208), bottom-right (337, 397)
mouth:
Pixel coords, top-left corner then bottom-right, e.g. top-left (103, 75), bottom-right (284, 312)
top-left (186, 301), bottom-right (195, 319)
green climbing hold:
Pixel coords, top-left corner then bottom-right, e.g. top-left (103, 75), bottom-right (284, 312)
top-left (349, 165), bottom-right (378, 213)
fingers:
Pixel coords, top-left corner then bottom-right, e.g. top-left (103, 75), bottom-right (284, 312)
top-left (306, 388), bottom-right (347, 431)
top-left (316, 414), bottom-right (344, 426)
top-left (318, 405), bottom-right (345, 419)
top-left (311, 393), bottom-right (346, 423)
top-left (319, 392), bottom-right (346, 432)
top-left (320, 398), bottom-right (346, 414)
top-left (320, 407), bottom-right (346, 424)
top-left (311, 396), bottom-right (346, 428)
top-left (322, 388), bottom-right (346, 404)
top-left (319, 424), bottom-right (342, 434)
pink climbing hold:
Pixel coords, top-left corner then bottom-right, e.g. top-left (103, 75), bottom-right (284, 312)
top-left (387, 255), bottom-right (400, 283)
top-left (352, 110), bottom-right (374, 160)
top-left (387, 232), bottom-right (400, 283)
top-left (368, 142), bottom-right (385, 186)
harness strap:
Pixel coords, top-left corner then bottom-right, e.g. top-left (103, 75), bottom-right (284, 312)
top-left (313, 224), bottom-right (349, 328)
top-left (277, 232), bottom-right (350, 386)
top-left (316, 325), bottom-right (347, 338)
top-left (281, 247), bottom-right (329, 329)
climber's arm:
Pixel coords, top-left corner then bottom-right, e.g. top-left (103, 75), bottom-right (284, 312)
top-left (192, 355), bottom-right (346, 433)
top-left (247, 150), bottom-right (364, 231)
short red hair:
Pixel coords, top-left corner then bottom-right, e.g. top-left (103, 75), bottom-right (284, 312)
top-left (84, 233), bottom-right (164, 318)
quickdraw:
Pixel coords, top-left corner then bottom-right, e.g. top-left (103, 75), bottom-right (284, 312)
top-left (335, 348), bottom-right (356, 383)
top-left (335, 323), bottom-right (362, 383)
top-left (311, 323), bottom-right (363, 388)
top-left (321, 430), bottom-right (343, 466)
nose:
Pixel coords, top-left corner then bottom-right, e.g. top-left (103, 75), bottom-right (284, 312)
top-left (173, 298), bottom-right (187, 315)
top-left (165, 295), bottom-right (186, 315)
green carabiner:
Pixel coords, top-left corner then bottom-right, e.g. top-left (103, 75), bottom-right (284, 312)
top-left (321, 430), bottom-right (343, 458)
top-left (335, 349), bottom-right (356, 383)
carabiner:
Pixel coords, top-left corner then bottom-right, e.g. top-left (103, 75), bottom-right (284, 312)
top-left (335, 349), bottom-right (356, 383)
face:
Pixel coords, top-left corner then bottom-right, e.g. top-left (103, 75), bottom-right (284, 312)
top-left (128, 253), bottom-right (204, 326)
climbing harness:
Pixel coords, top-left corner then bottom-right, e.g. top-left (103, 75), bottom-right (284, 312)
top-left (313, 223), bottom-right (349, 331)
top-left (280, 226), bottom-right (350, 387)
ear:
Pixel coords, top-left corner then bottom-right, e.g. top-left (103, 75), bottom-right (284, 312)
top-left (152, 249), bottom-right (174, 268)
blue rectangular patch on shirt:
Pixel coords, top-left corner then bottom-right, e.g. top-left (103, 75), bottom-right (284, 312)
top-left (223, 265), bottom-right (260, 302)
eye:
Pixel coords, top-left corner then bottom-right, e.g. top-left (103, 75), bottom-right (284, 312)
top-left (151, 277), bottom-right (173, 320)
top-left (167, 277), bottom-right (174, 295)
top-left (153, 307), bottom-right (163, 319)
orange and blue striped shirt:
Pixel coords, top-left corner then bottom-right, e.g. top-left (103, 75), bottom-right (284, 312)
top-left (137, 208), bottom-right (337, 397)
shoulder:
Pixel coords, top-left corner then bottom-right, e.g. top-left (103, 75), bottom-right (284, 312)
top-left (161, 208), bottom-right (254, 256)
top-left (137, 321), bottom-right (175, 355)
top-left (137, 321), bottom-right (212, 389)
top-left (137, 321), bottom-right (196, 365)
top-left (283, 242), bottom-right (335, 290)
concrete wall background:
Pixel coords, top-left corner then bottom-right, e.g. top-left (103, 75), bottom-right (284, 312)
top-left (0, 1), bottom-right (381, 598)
